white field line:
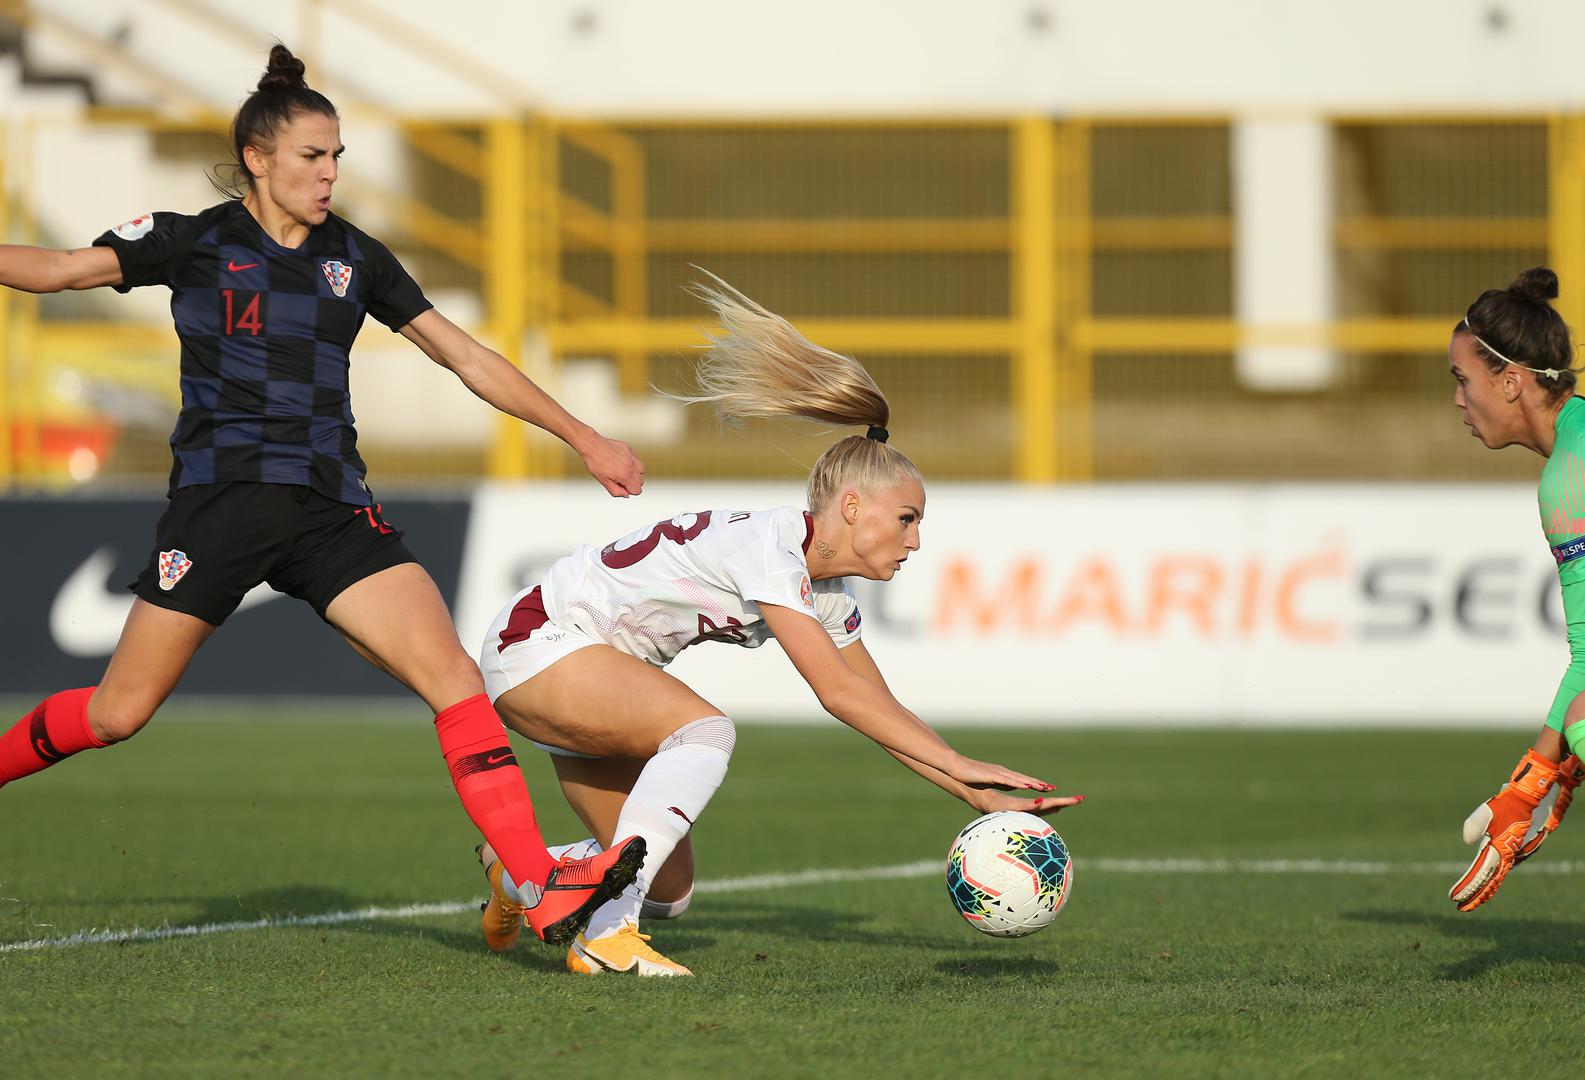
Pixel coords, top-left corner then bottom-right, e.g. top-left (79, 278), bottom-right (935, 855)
top-left (6, 855), bottom-right (1584, 955)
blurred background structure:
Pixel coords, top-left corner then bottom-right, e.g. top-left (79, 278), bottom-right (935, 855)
top-left (6, 0), bottom-right (1585, 491)
top-left (8, 1), bottom-right (1585, 722)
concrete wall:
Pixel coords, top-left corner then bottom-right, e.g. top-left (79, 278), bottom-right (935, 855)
top-left (8, 0), bottom-right (1585, 117)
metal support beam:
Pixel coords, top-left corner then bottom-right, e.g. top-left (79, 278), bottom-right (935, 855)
top-left (1549, 115), bottom-right (1585, 348)
top-left (484, 118), bottom-right (529, 479)
top-left (1052, 119), bottom-right (1093, 481)
top-left (1012, 116), bottom-right (1059, 483)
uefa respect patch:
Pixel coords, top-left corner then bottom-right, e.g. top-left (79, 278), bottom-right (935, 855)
top-left (112, 213), bottom-right (155, 241)
top-left (1553, 537), bottom-right (1585, 566)
top-left (158, 548), bottom-right (194, 591)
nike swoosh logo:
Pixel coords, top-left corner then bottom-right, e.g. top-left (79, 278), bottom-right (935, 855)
top-left (49, 546), bottom-right (281, 657)
top-left (227, 260), bottom-right (259, 271)
top-left (484, 752), bottom-right (517, 767)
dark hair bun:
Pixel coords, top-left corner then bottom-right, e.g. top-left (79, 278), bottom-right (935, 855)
top-left (258, 44), bottom-right (307, 92)
top-left (1510, 266), bottom-right (1560, 304)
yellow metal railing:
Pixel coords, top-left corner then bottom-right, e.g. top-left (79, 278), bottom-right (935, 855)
top-left (1013, 115), bottom-right (1061, 484)
top-left (6, 109), bottom-right (1585, 488)
top-left (1051, 118), bottom-right (1093, 483)
top-left (1551, 115), bottom-right (1585, 347)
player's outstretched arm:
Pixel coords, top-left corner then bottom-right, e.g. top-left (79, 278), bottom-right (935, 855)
top-left (399, 308), bottom-right (645, 496)
top-left (1453, 578), bottom-right (1585, 910)
top-left (885, 743), bottom-right (1083, 816)
top-left (762, 603), bottom-right (1054, 792)
top-left (837, 639), bottom-right (1083, 815)
top-left (0, 244), bottom-right (122, 293)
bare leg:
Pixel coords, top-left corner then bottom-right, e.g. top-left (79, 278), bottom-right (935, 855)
top-left (493, 642), bottom-right (722, 758)
top-left (326, 562), bottom-right (557, 887)
top-left (324, 562), bottom-right (484, 708)
top-left (494, 645), bottom-right (728, 940)
top-left (0, 598), bottom-right (212, 785)
top-left (90, 599), bottom-right (215, 742)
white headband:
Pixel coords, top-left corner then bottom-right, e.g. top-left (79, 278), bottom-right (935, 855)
top-left (1463, 317), bottom-right (1562, 380)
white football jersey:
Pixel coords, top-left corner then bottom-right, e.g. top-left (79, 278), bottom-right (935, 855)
top-left (535, 506), bottom-right (862, 668)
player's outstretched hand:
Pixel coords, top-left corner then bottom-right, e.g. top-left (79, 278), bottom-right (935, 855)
top-left (1450, 748), bottom-right (1568, 912)
top-left (579, 433), bottom-right (645, 497)
top-left (970, 788), bottom-right (1086, 818)
top-left (949, 756), bottom-right (1055, 794)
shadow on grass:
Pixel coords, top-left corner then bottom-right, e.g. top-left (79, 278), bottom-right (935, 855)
top-left (473, 897), bottom-right (954, 967)
top-left (288, 893), bottom-right (972, 979)
top-left (35, 888), bottom-right (962, 970)
top-left (74, 885), bottom-right (376, 926)
top-left (1343, 909), bottom-right (1585, 980)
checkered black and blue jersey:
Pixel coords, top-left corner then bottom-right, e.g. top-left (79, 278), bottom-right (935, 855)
top-left (93, 201), bottom-right (433, 505)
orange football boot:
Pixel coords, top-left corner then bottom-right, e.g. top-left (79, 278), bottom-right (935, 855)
top-left (567, 919), bottom-right (693, 977)
top-left (524, 835), bottom-right (648, 947)
top-left (476, 845), bottom-right (528, 953)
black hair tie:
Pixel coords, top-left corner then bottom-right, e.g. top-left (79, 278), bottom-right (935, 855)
top-left (866, 425), bottom-right (889, 443)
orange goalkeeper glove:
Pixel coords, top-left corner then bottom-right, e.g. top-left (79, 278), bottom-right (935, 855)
top-left (1449, 749), bottom-right (1569, 912)
top-left (1514, 753), bottom-right (1584, 864)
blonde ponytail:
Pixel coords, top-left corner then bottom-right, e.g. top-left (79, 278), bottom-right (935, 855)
top-left (684, 271), bottom-right (888, 429)
top-left (681, 271), bottom-right (922, 513)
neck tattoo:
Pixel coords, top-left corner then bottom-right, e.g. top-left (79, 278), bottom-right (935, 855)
top-left (814, 540), bottom-right (837, 560)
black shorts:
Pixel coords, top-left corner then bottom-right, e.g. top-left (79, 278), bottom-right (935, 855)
top-left (132, 482), bottom-right (417, 626)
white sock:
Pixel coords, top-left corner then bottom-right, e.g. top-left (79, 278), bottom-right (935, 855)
top-left (585, 716), bottom-right (733, 940)
top-left (491, 838), bottom-right (603, 905)
top-left (641, 886), bottom-right (693, 920)
top-left (551, 838), bottom-right (603, 862)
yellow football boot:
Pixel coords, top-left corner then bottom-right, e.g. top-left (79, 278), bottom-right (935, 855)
top-left (566, 919), bottom-right (693, 977)
top-left (476, 845), bottom-right (527, 954)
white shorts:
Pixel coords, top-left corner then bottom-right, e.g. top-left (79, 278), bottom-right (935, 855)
top-left (479, 584), bottom-right (601, 759)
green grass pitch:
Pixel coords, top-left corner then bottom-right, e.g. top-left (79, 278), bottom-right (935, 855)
top-left (2, 705), bottom-right (1582, 1078)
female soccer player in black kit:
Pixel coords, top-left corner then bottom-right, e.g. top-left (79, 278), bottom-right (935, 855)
top-left (0, 45), bottom-right (645, 947)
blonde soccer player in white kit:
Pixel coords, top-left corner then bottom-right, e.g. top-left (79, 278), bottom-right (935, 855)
top-left (474, 277), bottom-right (1084, 976)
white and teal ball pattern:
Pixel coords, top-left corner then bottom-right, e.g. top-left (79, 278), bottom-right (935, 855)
top-left (946, 811), bottom-right (1071, 937)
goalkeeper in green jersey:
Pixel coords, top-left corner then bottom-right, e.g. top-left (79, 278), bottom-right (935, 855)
top-left (1448, 266), bottom-right (1585, 911)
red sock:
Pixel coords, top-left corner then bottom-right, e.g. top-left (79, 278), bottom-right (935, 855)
top-left (0, 687), bottom-right (105, 788)
top-left (434, 694), bottom-right (555, 888)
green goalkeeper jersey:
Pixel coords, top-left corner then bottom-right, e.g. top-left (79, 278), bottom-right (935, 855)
top-left (1537, 396), bottom-right (1585, 742)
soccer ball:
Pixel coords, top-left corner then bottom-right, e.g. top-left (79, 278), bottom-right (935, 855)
top-left (945, 811), bottom-right (1071, 937)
